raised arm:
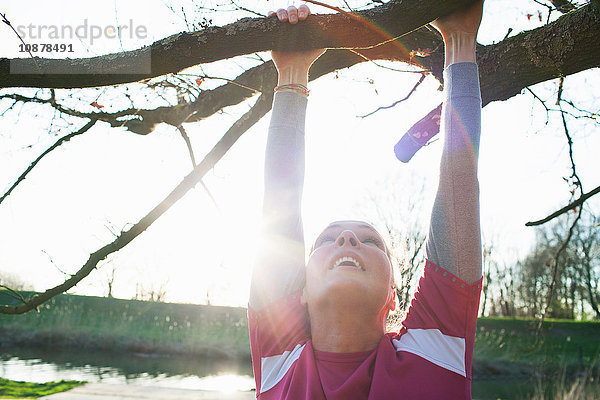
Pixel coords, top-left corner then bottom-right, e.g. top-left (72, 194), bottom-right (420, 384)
top-left (425, 1), bottom-right (484, 284)
top-left (249, 5), bottom-right (325, 310)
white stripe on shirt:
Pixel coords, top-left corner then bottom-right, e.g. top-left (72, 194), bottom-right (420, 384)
top-left (392, 328), bottom-right (466, 377)
top-left (260, 343), bottom-right (306, 393)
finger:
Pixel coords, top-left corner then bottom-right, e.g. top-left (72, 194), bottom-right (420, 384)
top-left (267, 11), bottom-right (276, 18)
top-left (276, 8), bottom-right (288, 22)
top-left (287, 6), bottom-right (299, 24)
top-left (298, 4), bottom-right (310, 20)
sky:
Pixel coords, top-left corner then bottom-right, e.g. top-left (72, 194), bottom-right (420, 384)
top-left (0, 0), bottom-right (598, 307)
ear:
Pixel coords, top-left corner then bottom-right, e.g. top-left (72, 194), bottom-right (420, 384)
top-left (387, 288), bottom-right (397, 312)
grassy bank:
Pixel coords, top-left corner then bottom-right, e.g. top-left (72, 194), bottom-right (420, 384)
top-left (0, 378), bottom-right (84, 399)
top-left (475, 317), bottom-right (600, 373)
top-left (0, 292), bottom-right (249, 359)
top-left (2, 292), bottom-right (599, 374)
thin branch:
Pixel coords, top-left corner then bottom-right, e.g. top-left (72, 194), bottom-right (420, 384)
top-left (560, 100), bottom-right (583, 193)
top-left (304, 0), bottom-right (358, 19)
top-left (0, 119), bottom-right (97, 205)
top-left (229, 0), bottom-right (266, 17)
top-left (0, 92), bottom-right (273, 314)
top-left (526, 185), bottom-right (600, 226)
top-left (0, 12), bottom-right (40, 70)
top-left (526, 87), bottom-right (551, 125)
top-left (177, 124), bottom-right (221, 211)
top-left (41, 249), bottom-right (70, 277)
top-left (359, 72), bottom-right (427, 118)
top-left (178, 125), bottom-right (197, 166)
top-left (556, 76), bottom-right (564, 106)
top-left (0, 284), bottom-right (30, 306)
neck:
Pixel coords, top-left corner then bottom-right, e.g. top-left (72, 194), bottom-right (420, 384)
top-left (308, 303), bottom-right (386, 353)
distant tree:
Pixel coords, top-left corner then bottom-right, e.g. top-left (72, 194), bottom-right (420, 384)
top-left (363, 179), bottom-right (428, 314)
top-left (516, 210), bottom-right (599, 319)
top-left (0, 271), bottom-right (33, 291)
top-left (134, 280), bottom-right (169, 302)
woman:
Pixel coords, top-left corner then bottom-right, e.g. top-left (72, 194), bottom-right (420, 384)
top-left (249, 2), bottom-right (484, 398)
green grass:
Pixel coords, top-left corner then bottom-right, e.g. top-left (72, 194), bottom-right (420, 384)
top-left (2, 290), bottom-right (599, 372)
top-left (0, 291), bottom-right (250, 359)
top-left (0, 377), bottom-right (84, 399)
top-left (476, 317), bottom-right (600, 370)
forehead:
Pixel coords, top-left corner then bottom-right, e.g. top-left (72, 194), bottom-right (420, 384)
top-left (318, 220), bottom-right (382, 237)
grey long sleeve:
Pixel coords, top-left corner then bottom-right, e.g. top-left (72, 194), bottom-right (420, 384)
top-left (426, 62), bottom-right (482, 284)
top-left (249, 91), bottom-right (308, 310)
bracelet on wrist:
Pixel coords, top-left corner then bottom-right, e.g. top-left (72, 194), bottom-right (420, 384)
top-left (274, 83), bottom-right (310, 97)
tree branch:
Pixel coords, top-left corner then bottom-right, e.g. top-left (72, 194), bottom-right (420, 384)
top-left (0, 90), bottom-right (273, 314)
top-left (4, 4), bottom-right (597, 139)
top-left (0, 0), bottom-right (480, 89)
top-left (526, 185), bottom-right (600, 226)
top-left (477, 2), bottom-right (600, 107)
top-left (549, 0), bottom-right (577, 13)
top-left (0, 119), bottom-right (97, 205)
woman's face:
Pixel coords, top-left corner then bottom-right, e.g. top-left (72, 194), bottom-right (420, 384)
top-left (303, 220), bottom-right (395, 315)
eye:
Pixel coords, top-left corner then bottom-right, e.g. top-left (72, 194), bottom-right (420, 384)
top-left (363, 237), bottom-right (383, 249)
top-left (316, 236), bottom-right (334, 247)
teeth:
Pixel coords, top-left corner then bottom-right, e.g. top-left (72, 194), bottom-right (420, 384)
top-left (332, 256), bottom-right (364, 270)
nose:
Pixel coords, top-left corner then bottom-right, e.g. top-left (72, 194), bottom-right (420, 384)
top-left (335, 230), bottom-right (360, 248)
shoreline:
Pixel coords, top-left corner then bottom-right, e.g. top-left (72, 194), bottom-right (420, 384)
top-left (3, 292), bottom-right (598, 383)
top-left (2, 330), bottom-right (595, 383)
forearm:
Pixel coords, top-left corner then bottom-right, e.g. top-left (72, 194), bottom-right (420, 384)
top-left (250, 90), bottom-right (307, 310)
top-left (425, 60), bottom-right (482, 284)
top-left (262, 91), bottom-right (307, 229)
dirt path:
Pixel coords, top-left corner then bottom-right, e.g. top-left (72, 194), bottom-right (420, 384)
top-left (36, 383), bottom-right (255, 400)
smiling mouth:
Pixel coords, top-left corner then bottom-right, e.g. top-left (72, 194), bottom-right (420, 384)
top-left (332, 256), bottom-right (364, 271)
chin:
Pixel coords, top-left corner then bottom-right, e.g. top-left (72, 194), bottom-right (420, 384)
top-left (313, 277), bottom-right (384, 309)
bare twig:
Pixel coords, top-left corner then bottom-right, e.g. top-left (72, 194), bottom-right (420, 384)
top-left (526, 87), bottom-right (550, 125)
top-left (556, 76), bottom-right (564, 105)
top-left (359, 72), bottom-right (427, 118)
top-left (560, 105), bottom-right (583, 194)
top-left (304, 0), bottom-right (358, 18)
top-left (229, 0), bottom-right (266, 17)
top-left (0, 92), bottom-right (273, 314)
top-left (535, 92), bottom-right (584, 337)
top-left (0, 119), bottom-right (97, 205)
top-left (177, 124), bottom-right (221, 211)
top-left (0, 12), bottom-right (40, 70)
top-left (526, 185), bottom-right (600, 226)
top-left (178, 125), bottom-right (197, 166)
top-left (41, 250), bottom-right (70, 277)
top-left (0, 284), bottom-right (30, 305)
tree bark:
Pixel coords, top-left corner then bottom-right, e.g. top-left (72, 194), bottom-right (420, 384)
top-left (105, 3), bottom-right (600, 135)
top-left (1, 0), bottom-right (598, 94)
top-left (0, 0), bottom-right (478, 89)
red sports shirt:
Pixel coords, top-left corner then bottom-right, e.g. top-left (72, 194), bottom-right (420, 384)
top-left (248, 260), bottom-right (482, 399)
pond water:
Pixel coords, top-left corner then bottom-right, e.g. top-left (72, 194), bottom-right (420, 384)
top-left (0, 346), bottom-right (547, 399)
top-left (0, 346), bottom-right (255, 393)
